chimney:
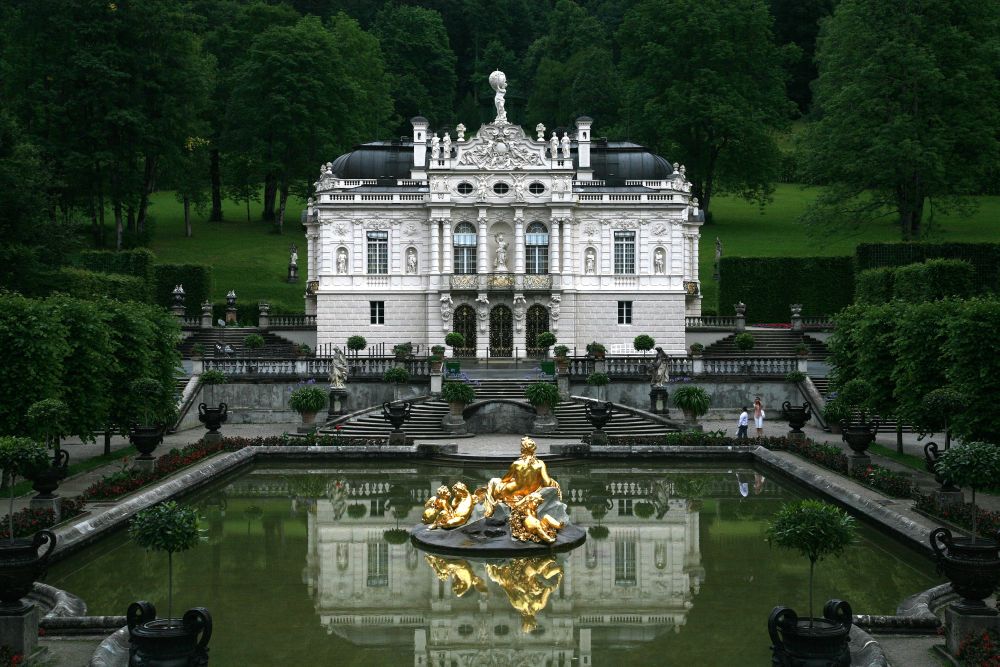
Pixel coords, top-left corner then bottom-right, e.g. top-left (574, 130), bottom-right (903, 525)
top-left (575, 116), bottom-right (594, 180)
top-left (411, 116), bottom-right (429, 173)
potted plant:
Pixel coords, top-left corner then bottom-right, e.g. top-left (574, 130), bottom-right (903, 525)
top-left (836, 378), bottom-right (879, 454)
top-left (296, 343), bottom-right (312, 357)
top-left (346, 335), bottom-right (367, 356)
top-left (384, 367), bottom-right (410, 403)
top-left (429, 345), bottom-right (446, 373)
top-left (442, 381), bottom-right (476, 416)
top-left (794, 343), bottom-right (810, 358)
top-left (930, 441), bottom-right (1000, 614)
top-left (586, 341), bottom-right (606, 360)
top-left (553, 345), bottom-right (570, 371)
top-left (785, 371), bottom-right (806, 384)
top-left (689, 342), bottom-right (705, 357)
top-left (535, 331), bottom-right (557, 357)
top-left (525, 383), bottom-right (560, 433)
top-left (127, 501), bottom-right (211, 665)
top-left (766, 500), bottom-right (856, 666)
top-left (392, 342), bottom-right (413, 360)
top-left (199, 369), bottom-right (227, 385)
top-left (445, 332), bottom-right (465, 351)
top-left (128, 378), bottom-right (171, 460)
top-left (26, 399), bottom-right (71, 496)
top-left (672, 386), bottom-right (710, 429)
top-left (821, 397), bottom-right (848, 435)
top-left (243, 333), bottom-right (264, 351)
top-left (289, 383), bottom-right (327, 431)
top-left (916, 387), bottom-right (964, 450)
top-left (633, 334), bottom-right (655, 356)
top-left (347, 503), bottom-right (367, 519)
top-left (587, 372), bottom-right (610, 401)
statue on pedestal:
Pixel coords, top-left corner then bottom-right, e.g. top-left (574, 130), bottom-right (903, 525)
top-left (650, 346), bottom-right (670, 387)
top-left (489, 70), bottom-right (508, 124)
top-left (494, 233), bottom-right (509, 272)
top-left (329, 347), bottom-right (348, 389)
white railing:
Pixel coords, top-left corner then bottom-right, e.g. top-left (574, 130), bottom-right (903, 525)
top-left (701, 357), bottom-right (798, 375)
top-left (322, 193), bottom-right (427, 203)
top-left (202, 355), bottom-right (429, 378)
top-left (567, 355), bottom-right (795, 379)
top-left (269, 314), bottom-right (316, 328)
top-left (685, 316), bottom-right (737, 329)
top-left (577, 193), bottom-right (679, 203)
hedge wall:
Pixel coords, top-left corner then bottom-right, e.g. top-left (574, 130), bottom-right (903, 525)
top-left (718, 256), bottom-right (854, 321)
top-left (893, 259), bottom-right (975, 302)
top-left (152, 263), bottom-right (212, 312)
top-left (53, 267), bottom-right (149, 303)
top-left (855, 242), bottom-right (1000, 291)
top-left (77, 248), bottom-right (156, 284)
top-left (0, 244), bottom-right (46, 295)
top-left (855, 267), bottom-right (895, 305)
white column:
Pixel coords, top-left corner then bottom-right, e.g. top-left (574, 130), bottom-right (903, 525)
top-left (550, 219), bottom-right (561, 275)
top-left (514, 216), bottom-right (525, 274)
top-left (443, 221), bottom-right (453, 275)
top-left (430, 219), bottom-right (440, 274)
top-left (562, 220), bottom-right (574, 284)
top-left (391, 226), bottom-right (401, 275)
top-left (477, 217), bottom-right (488, 274)
top-left (692, 232), bottom-right (700, 282)
top-left (353, 224), bottom-right (364, 274)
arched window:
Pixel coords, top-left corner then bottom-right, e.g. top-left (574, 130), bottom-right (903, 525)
top-left (453, 222), bottom-right (477, 274)
top-left (525, 222), bottom-right (549, 274)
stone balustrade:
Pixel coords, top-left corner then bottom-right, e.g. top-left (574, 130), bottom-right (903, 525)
top-left (202, 356), bottom-right (429, 379)
top-left (566, 354), bottom-right (801, 379)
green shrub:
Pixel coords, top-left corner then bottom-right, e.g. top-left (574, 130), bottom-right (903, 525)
top-left (243, 333), bottom-right (264, 349)
top-left (588, 525), bottom-right (610, 540)
top-left (855, 242), bottom-right (1000, 291)
top-left (445, 332), bottom-right (465, 348)
top-left (689, 342), bottom-right (705, 355)
top-left (932, 442), bottom-right (1000, 541)
top-left (441, 381), bottom-right (476, 404)
top-left (199, 370), bottom-right (227, 385)
top-left (297, 343), bottom-right (312, 356)
top-left (633, 334), bottom-right (655, 352)
top-left (347, 504), bottom-right (366, 519)
top-left (634, 502), bottom-right (655, 519)
top-left (0, 436), bottom-right (50, 483)
top-left (536, 331), bottom-right (557, 349)
top-left (430, 345), bottom-right (445, 357)
top-left (733, 332), bottom-right (755, 352)
top-left (785, 371), bottom-right (806, 383)
top-left (288, 385), bottom-right (327, 414)
top-left (26, 398), bottom-right (69, 447)
top-left (392, 342), bottom-right (413, 358)
top-left (893, 259), bottom-right (975, 302)
top-left (152, 263), bottom-right (212, 312)
top-left (855, 267), bottom-right (896, 304)
top-left (586, 372), bottom-right (610, 386)
top-left (525, 382), bottom-right (560, 408)
top-left (383, 367), bottom-right (410, 384)
top-left (822, 397), bottom-right (849, 424)
top-left (130, 377), bottom-right (173, 426)
top-left (719, 256), bottom-right (855, 321)
top-left (586, 341), bottom-right (606, 357)
top-left (129, 501), bottom-right (200, 623)
top-left (54, 267), bottom-right (148, 303)
top-left (78, 248), bottom-right (156, 284)
top-left (553, 345), bottom-right (569, 357)
top-left (673, 386), bottom-right (711, 416)
top-left (0, 244), bottom-right (46, 295)
top-left (346, 335), bottom-right (367, 352)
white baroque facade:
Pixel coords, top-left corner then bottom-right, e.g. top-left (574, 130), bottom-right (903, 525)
top-left (304, 72), bottom-right (703, 357)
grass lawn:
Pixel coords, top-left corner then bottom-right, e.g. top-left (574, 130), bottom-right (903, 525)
top-left (145, 185), bottom-right (999, 314)
top-left (699, 184), bottom-right (1000, 312)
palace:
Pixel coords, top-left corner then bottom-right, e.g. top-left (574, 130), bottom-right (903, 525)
top-left (304, 71), bottom-right (703, 358)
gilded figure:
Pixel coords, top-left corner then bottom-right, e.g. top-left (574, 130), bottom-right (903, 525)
top-left (486, 557), bottom-right (564, 633)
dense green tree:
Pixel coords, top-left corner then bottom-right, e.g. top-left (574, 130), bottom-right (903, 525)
top-left (619, 0), bottom-right (792, 218)
top-left (800, 0), bottom-right (1000, 240)
top-left (375, 5), bottom-right (458, 132)
top-left (164, 136), bottom-right (212, 238)
top-left (769, 0), bottom-right (836, 114)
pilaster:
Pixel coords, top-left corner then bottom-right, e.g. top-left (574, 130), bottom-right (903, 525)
top-left (514, 213), bottom-right (525, 274)
top-left (550, 218), bottom-right (561, 275)
top-left (477, 213), bottom-right (488, 275)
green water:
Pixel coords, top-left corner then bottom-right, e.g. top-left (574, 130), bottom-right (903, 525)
top-left (48, 461), bottom-right (938, 666)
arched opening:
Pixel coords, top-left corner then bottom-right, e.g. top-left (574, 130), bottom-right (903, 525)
top-left (525, 304), bottom-right (550, 357)
top-left (452, 305), bottom-right (476, 357)
top-left (489, 305), bottom-right (513, 357)
top-left (453, 222), bottom-right (477, 274)
top-left (525, 222), bottom-right (549, 274)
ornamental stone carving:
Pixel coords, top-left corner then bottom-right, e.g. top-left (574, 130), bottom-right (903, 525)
top-left (513, 294), bottom-right (526, 332)
top-left (548, 295), bottom-right (561, 332)
top-left (336, 248), bottom-right (348, 274)
top-left (476, 294), bottom-right (490, 333)
top-left (315, 162), bottom-right (335, 191)
top-left (458, 124), bottom-right (545, 170)
top-left (440, 295), bottom-right (454, 330)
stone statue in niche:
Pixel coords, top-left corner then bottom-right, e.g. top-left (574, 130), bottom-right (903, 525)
top-left (406, 248), bottom-right (418, 274)
top-left (442, 132), bottom-right (452, 158)
top-left (489, 70), bottom-right (508, 123)
top-left (494, 233), bottom-right (509, 272)
top-left (431, 134), bottom-right (441, 159)
top-left (549, 132), bottom-right (559, 158)
top-left (476, 294), bottom-right (490, 333)
top-left (476, 175), bottom-right (489, 201)
top-left (560, 133), bottom-right (571, 159)
top-left (336, 248), bottom-right (348, 274)
top-left (440, 295), bottom-right (454, 330)
top-left (654, 248), bottom-right (665, 275)
top-left (548, 295), bottom-right (561, 332)
top-left (513, 295), bottom-right (526, 332)
top-left (585, 248), bottom-right (596, 274)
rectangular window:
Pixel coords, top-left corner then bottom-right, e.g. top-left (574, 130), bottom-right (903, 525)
top-left (618, 301), bottom-right (632, 325)
top-left (367, 230), bottom-right (388, 274)
top-left (370, 301), bottom-right (384, 325)
top-left (526, 246), bottom-right (549, 274)
top-left (370, 498), bottom-right (386, 517)
top-left (614, 231), bottom-right (635, 274)
top-left (454, 247), bottom-right (476, 274)
top-left (614, 539), bottom-right (637, 586)
top-left (366, 542), bottom-right (389, 587)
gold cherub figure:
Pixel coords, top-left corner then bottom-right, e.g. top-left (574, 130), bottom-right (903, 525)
top-left (509, 492), bottom-right (564, 544)
top-left (424, 555), bottom-right (488, 598)
top-left (422, 485), bottom-right (452, 525)
top-left (425, 482), bottom-right (485, 529)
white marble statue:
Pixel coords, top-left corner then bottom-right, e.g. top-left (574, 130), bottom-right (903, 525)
top-left (560, 133), bottom-right (571, 159)
top-left (550, 132), bottom-right (559, 158)
top-left (442, 132), bottom-right (452, 158)
top-left (406, 248), bottom-right (417, 274)
top-left (650, 346), bottom-right (670, 387)
top-left (289, 244), bottom-right (298, 267)
top-left (654, 248), bottom-right (665, 274)
top-left (336, 248), bottom-right (348, 274)
top-left (489, 70), bottom-right (508, 123)
top-left (585, 249), bottom-right (596, 274)
top-left (431, 135), bottom-right (441, 159)
top-left (329, 347), bottom-right (348, 389)
top-left (456, 123), bottom-right (466, 141)
top-left (494, 233), bottom-right (509, 272)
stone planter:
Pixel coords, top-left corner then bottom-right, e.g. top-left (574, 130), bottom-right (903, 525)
top-left (298, 411), bottom-right (318, 434)
top-left (129, 425), bottom-right (165, 460)
top-left (930, 528), bottom-right (1000, 615)
top-left (198, 403), bottom-right (228, 435)
top-left (382, 401), bottom-right (412, 445)
top-left (0, 530), bottom-right (57, 613)
top-left (768, 599), bottom-right (852, 667)
top-left (127, 601), bottom-right (212, 667)
top-left (532, 404), bottom-right (558, 434)
top-left (924, 441), bottom-right (960, 493)
top-left (29, 450), bottom-right (69, 500)
top-left (781, 401), bottom-right (812, 436)
top-left (442, 401), bottom-right (467, 434)
top-left (840, 418), bottom-right (879, 456)
top-left (585, 401), bottom-right (613, 446)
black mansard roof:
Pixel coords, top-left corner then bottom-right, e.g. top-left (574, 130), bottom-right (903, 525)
top-left (329, 139), bottom-right (673, 184)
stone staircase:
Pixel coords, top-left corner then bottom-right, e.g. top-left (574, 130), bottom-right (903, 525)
top-left (327, 379), bottom-right (675, 439)
top-left (810, 376), bottom-right (914, 433)
top-left (179, 327), bottom-right (301, 359)
top-left (703, 330), bottom-right (828, 360)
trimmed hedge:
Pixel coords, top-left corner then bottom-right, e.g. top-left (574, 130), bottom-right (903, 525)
top-left (855, 267), bottom-right (895, 305)
top-left (893, 259), bottom-right (975, 302)
top-left (855, 242), bottom-right (1000, 291)
top-left (53, 267), bottom-right (149, 303)
top-left (153, 263), bottom-right (212, 313)
top-left (718, 256), bottom-right (854, 320)
top-left (77, 249), bottom-right (155, 284)
top-left (0, 244), bottom-right (46, 295)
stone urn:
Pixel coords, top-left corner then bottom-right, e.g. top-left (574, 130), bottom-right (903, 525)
top-left (129, 424), bottom-right (165, 460)
top-left (197, 402), bottom-right (228, 436)
top-left (127, 601), bottom-right (212, 667)
top-left (840, 417), bottom-right (880, 456)
top-left (29, 450), bottom-right (70, 499)
top-left (0, 530), bottom-right (57, 613)
top-left (930, 527), bottom-right (1000, 615)
top-left (781, 401), bottom-right (812, 435)
top-left (382, 402), bottom-right (412, 444)
top-left (924, 442), bottom-right (960, 493)
top-left (584, 401), bottom-right (614, 446)
top-left (768, 599), bottom-right (852, 667)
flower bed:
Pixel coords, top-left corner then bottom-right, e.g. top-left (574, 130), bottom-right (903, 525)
top-left (0, 497), bottom-right (86, 540)
top-left (956, 629), bottom-right (999, 667)
top-left (914, 494), bottom-right (1000, 541)
top-left (849, 464), bottom-right (915, 498)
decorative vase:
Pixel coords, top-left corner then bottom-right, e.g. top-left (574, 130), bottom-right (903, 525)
top-left (449, 401), bottom-right (465, 417)
top-left (129, 425), bottom-right (165, 460)
top-left (381, 402), bottom-right (412, 433)
top-left (127, 601), bottom-right (212, 667)
top-left (930, 528), bottom-right (1000, 615)
top-left (768, 599), bottom-right (852, 667)
top-left (0, 530), bottom-right (57, 613)
top-left (197, 403), bottom-right (228, 435)
top-left (924, 442), bottom-right (960, 493)
top-left (840, 417), bottom-right (879, 456)
top-left (584, 401), bottom-right (613, 430)
top-left (29, 450), bottom-right (70, 499)
top-left (781, 401), bottom-right (812, 433)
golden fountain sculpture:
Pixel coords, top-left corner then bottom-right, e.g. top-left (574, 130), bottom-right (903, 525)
top-left (417, 437), bottom-right (580, 548)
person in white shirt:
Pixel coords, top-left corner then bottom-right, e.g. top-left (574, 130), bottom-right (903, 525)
top-left (737, 407), bottom-right (749, 439)
top-left (753, 396), bottom-right (765, 439)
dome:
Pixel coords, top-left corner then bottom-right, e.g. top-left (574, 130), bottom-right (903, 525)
top-left (330, 141), bottom-right (414, 180)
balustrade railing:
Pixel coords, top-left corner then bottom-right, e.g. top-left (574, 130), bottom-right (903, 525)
top-left (685, 316), bottom-right (737, 329)
top-left (566, 354), bottom-right (796, 379)
top-left (449, 273), bottom-right (553, 291)
top-left (802, 317), bottom-right (834, 330)
top-left (181, 317), bottom-right (201, 328)
top-left (701, 357), bottom-right (797, 376)
top-left (202, 354), bottom-right (428, 379)
top-left (269, 314), bottom-right (316, 328)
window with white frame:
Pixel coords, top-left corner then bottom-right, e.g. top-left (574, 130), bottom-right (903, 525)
top-left (367, 230), bottom-right (388, 274)
top-left (453, 222), bottom-right (477, 274)
top-left (614, 539), bottom-right (637, 586)
top-left (370, 301), bottom-right (384, 324)
top-left (614, 231), bottom-right (635, 274)
top-left (618, 301), bottom-right (632, 324)
top-left (525, 222), bottom-right (549, 274)
top-left (366, 542), bottom-right (388, 587)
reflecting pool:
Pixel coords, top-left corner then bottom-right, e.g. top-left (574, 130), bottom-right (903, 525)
top-left (49, 461), bottom-right (938, 666)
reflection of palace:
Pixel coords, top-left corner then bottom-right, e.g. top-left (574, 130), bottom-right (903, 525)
top-left (290, 467), bottom-right (709, 666)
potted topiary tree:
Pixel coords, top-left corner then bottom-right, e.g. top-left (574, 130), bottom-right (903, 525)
top-left (766, 499), bottom-right (856, 665)
top-left (836, 378), bottom-right (879, 456)
top-left (672, 386), bottom-right (710, 430)
top-left (346, 335), bottom-right (367, 357)
top-left (553, 345), bottom-right (570, 372)
top-left (429, 345), bottom-right (446, 373)
top-left (689, 342), bottom-right (705, 357)
top-left (535, 331), bottom-right (557, 358)
top-left (384, 367), bottom-right (410, 402)
top-left (633, 335), bottom-right (655, 356)
top-left (127, 501), bottom-right (211, 665)
top-left (794, 343), bottom-right (810, 358)
top-left (916, 387), bottom-right (964, 451)
top-left (586, 372), bottom-right (610, 401)
top-left (0, 437), bottom-right (57, 618)
top-left (930, 441), bottom-right (1000, 615)
top-left (586, 341), bottom-right (606, 361)
top-left (128, 378), bottom-right (172, 461)
top-left (821, 397), bottom-right (848, 435)
top-left (525, 383), bottom-right (560, 433)
top-left (289, 382), bottom-right (328, 431)
top-left (392, 342), bottom-right (413, 361)
top-left (26, 399), bottom-right (71, 497)
top-left (441, 380), bottom-right (476, 433)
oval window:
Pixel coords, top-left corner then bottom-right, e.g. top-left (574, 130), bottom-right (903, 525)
top-left (493, 182), bottom-right (510, 195)
top-left (529, 182), bottom-right (545, 195)
top-left (457, 182), bottom-right (474, 195)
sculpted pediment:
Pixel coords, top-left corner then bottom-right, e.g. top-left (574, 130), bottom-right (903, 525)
top-left (455, 122), bottom-right (547, 171)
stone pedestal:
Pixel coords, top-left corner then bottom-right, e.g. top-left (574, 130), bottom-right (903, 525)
top-left (29, 497), bottom-right (61, 522)
top-left (441, 413), bottom-right (467, 435)
top-left (388, 431), bottom-right (407, 446)
top-left (649, 387), bottom-right (669, 415)
top-left (944, 606), bottom-right (1000, 657)
top-left (258, 303), bottom-right (270, 329)
top-left (430, 374), bottom-right (442, 396)
top-left (287, 263), bottom-right (298, 283)
top-left (200, 301), bottom-right (213, 328)
top-left (202, 431), bottom-right (222, 445)
top-left (557, 374), bottom-right (570, 401)
top-left (787, 430), bottom-right (806, 442)
top-left (328, 388), bottom-right (348, 419)
top-left (933, 490), bottom-right (964, 510)
top-left (132, 457), bottom-right (157, 473)
top-left (532, 414), bottom-right (558, 435)
top-left (590, 429), bottom-right (608, 446)
top-left (225, 307), bottom-right (237, 325)
top-left (0, 605), bottom-right (38, 657)
top-left (847, 454), bottom-right (871, 476)
top-left (171, 305), bottom-right (186, 322)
